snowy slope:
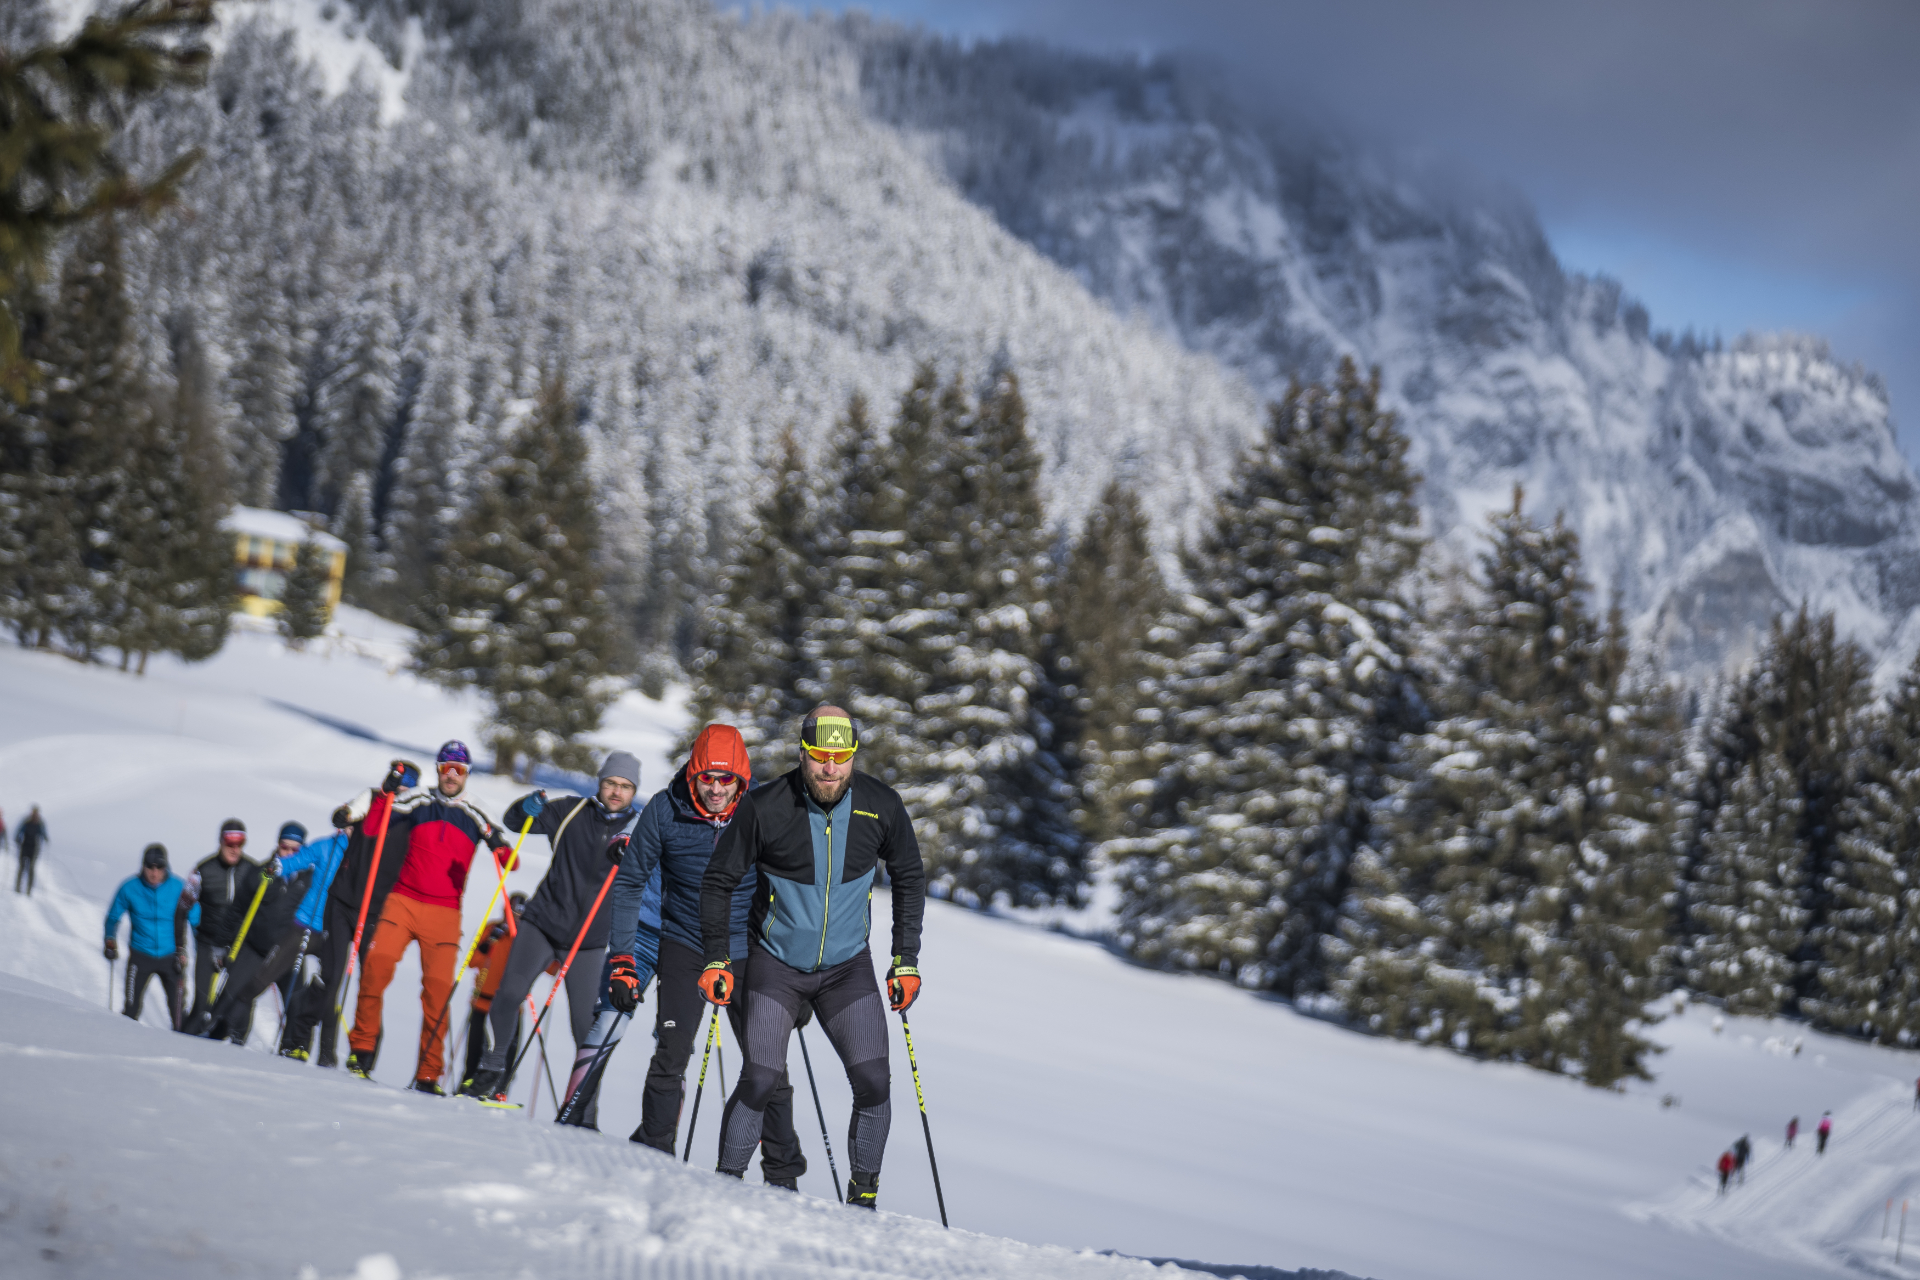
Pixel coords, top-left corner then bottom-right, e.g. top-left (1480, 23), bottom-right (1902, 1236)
top-left (8, 627), bottom-right (1920, 1278)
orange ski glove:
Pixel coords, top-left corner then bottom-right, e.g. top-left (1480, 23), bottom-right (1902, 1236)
top-left (698, 961), bottom-right (734, 1006)
top-left (886, 957), bottom-right (921, 1012)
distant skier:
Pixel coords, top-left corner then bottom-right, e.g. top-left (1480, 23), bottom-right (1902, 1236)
top-left (699, 708), bottom-right (925, 1209)
top-left (104, 844), bottom-right (198, 1028)
top-left (1913, 1078), bottom-right (1919, 1111)
top-left (346, 741), bottom-right (510, 1092)
top-left (180, 818), bottom-right (265, 1032)
top-left (14, 804), bottom-right (47, 895)
top-left (289, 759), bottom-right (420, 1068)
top-left (1817, 1112), bottom-right (1832, 1153)
top-left (615, 725), bottom-right (802, 1175)
top-left (1786, 1116), bottom-right (1798, 1148)
top-left (459, 892), bottom-right (528, 1085)
top-left (1733, 1134), bottom-right (1751, 1184)
top-left (456, 751), bottom-right (644, 1116)
top-left (1717, 1150), bottom-right (1735, 1194)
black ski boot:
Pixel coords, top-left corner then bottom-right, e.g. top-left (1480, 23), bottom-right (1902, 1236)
top-left (766, 1176), bottom-right (798, 1192)
top-left (458, 1067), bottom-right (505, 1100)
top-left (628, 1126), bottom-right (674, 1154)
top-left (409, 1078), bottom-right (446, 1096)
top-left (279, 1045), bottom-right (309, 1062)
top-left (345, 1049), bottom-right (376, 1078)
top-left (846, 1172), bottom-right (878, 1209)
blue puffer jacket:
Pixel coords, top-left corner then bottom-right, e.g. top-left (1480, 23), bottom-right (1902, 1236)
top-left (610, 772), bottom-right (750, 960)
top-left (276, 833), bottom-right (348, 933)
top-left (105, 873), bottom-right (198, 957)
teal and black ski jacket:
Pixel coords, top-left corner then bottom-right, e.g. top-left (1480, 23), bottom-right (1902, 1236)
top-left (700, 770), bottom-right (925, 972)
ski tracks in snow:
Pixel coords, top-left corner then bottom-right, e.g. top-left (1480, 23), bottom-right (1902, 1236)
top-left (1626, 1083), bottom-right (1920, 1276)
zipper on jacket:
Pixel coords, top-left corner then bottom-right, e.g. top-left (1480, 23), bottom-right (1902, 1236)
top-left (815, 813), bottom-right (836, 970)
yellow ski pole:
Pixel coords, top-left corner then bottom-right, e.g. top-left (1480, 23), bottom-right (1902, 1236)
top-left (682, 1005), bottom-right (720, 1162)
top-left (211, 867), bottom-right (273, 1006)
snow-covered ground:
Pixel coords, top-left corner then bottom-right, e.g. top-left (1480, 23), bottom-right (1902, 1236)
top-left (4, 612), bottom-right (1919, 1279)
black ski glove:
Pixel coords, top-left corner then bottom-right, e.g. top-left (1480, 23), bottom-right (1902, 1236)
top-left (607, 953), bottom-right (642, 1013)
top-left (606, 834), bottom-right (629, 865)
top-left (103, 938), bottom-right (118, 961)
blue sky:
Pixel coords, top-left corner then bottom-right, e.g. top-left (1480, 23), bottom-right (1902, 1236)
top-left (760, 0), bottom-right (1920, 455)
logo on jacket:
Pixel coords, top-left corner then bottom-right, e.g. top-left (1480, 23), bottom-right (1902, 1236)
top-left (854, 809), bottom-right (880, 820)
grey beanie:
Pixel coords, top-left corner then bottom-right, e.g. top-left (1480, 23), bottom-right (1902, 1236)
top-left (598, 751), bottom-right (641, 787)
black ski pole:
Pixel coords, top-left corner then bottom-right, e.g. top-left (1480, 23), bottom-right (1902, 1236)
top-left (106, 956), bottom-right (115, 1011)
top-left (272, 931), bottom-right (312, 1053)
top-left (682, 1004), bottom-right (720, 1162)
top-left (556, 1011), bottom-right (629, 1127)
top-left (898, 1011), bottom-right (948, 1228)
top-left (797, 1024), bottom-right (840, 1196)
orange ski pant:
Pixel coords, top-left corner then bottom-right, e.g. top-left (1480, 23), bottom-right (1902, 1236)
top-left (349, 893), bottom-right (461, 1081)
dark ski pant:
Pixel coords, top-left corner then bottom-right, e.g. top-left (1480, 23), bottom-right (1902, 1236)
top-left (210, 925), bottom-right (313, 1043)
top-left (479, 924), bottom-right (602, 1083)
top-left (124, 949), bottom-right (184, 1028)
top-left (717, 945), bottom-right (886, 1181)
top-left (286, 895), bottom-right (372, 1066)
top-left (462, 1004), bottom-right (521, 1085)
top-left (188, 936), bottom-right (233, 1028)
top-left (14, 852), bottom-right (35, 895)
top-left (640, 940), bottom-right (805, 1180)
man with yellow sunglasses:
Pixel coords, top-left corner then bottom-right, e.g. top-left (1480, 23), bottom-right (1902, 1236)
top-left (698, 706), bottom-right (926, 1210)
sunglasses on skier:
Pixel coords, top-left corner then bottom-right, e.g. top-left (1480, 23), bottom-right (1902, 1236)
top-left (220, 833), bottom-right (246, 845)
top-left (438, 762), bottom-right (469, 778)
top-left (695, 771), bottom-right (739, 787)
top-left (801, 744), bottom-right (857, 765)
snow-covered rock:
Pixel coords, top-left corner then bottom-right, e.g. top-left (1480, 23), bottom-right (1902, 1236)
top-left (841, 26), bottom-right (1917, 676)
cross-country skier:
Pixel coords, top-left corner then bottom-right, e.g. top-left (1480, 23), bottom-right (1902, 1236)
top-left (1733, 1134), bottom-right (1751, 1184)
top-left (1817, 1111), bottom-right (1832, 1153)
top-left (181, 819), bottom-right (265, 1033)
top-left (614, 725), bottom-right (803, 1183)
top-left (699, 707), bottom-right (925, 1209)
top-left (456, 751), bottom-right (644, 1114)
top-left (288, 759), bottom-right (419, 1068)
top-left (460, 891), bottom-right (528, 1085)
top-left (203, 822), bottom-right (309, 1044)
top-left (205, 822), bottom-right (345, 1051)
top-left (105, 844), bottom-right (197, 1027)
top-left (1716, 1150), bottom-right (1734, 1194)
top-left (14, 804), bottom-right (46, 895)
top-left (1786, 1116), bottom-right (1798, 1148)
top-left (347, 742), bottom-right (510, 1092)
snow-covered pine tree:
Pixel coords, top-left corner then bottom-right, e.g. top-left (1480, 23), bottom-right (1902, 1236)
top-left (1684, 750), bottom-right (1809, 1015)
top-left (1803, 649), bottom-right (1920, 1042)
top-left (685, 430), bottom-right (827, 777)
top-left (1337, 493), bottom-right (1676, 1082)
top-left (114, 313), bottom-right (233, 668)
top-left (278, 536), bottom-right (332, 647)
top-left (1682, 607), bottom-right (1870, 1014)
top-left (414, 373), bottom-right (616, 777)
top-left (828, 367), bottom-right (941, 788)
top-left (1059, 479), bottom-right (1169, 844)
top-left (1115, 360), bottom-right (1422, 994)
top-left (887, 369), bottom-right (1081, 907)
top-left (0, 284), bottom-right (73, 648)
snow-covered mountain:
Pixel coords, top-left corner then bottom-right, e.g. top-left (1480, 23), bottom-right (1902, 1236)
top-left (839, 25), bottom-right (1918, 675)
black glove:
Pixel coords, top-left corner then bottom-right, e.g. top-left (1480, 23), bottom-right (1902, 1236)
top-left (103, 938), bottom-right (118, 961)
top-left (607, 954), bottom-right (642, 1014)
top-left (211, 947), bottom-right (229, 971)
top-left (382, 759), bottom-right (421, 793)
top-left (606, 834), bottom-right (629, 865)
top-left (330, 805), bottom-right (353, 830)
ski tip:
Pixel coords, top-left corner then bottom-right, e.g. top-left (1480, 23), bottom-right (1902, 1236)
top-left (471, 1097), bottom-right (522, 1109)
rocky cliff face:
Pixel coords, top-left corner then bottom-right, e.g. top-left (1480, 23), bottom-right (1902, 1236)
top-left (842, 23), bottom-right (1917, 676)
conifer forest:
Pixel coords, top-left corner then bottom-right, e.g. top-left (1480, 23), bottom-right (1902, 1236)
top-left (5, 0), bottom-right (1918, 1092)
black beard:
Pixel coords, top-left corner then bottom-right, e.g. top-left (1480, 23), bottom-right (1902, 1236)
top-left (803, 772), bottom-right (851, 807)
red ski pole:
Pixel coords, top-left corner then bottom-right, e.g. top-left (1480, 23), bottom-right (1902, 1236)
top-left (504, 858), bottom-right (621, 1083)
top-left (333, 782), bottom-right (400, 1026)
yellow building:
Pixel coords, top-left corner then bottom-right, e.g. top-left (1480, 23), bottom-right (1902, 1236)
top-left (222, 507), bottom-right (348, 621)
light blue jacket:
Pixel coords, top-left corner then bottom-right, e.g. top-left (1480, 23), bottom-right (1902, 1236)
top-left (277, 833), bottom-right (348, 933)
top-left (106, 873), bottom-right (198, 957)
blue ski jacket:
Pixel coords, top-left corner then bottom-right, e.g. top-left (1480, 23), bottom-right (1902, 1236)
top-left (105, 873), bottom-right (197, 957)
top-left (611, 772), bottom-right (750, 962)
top-left (277, 833), bottom-right (348, 933)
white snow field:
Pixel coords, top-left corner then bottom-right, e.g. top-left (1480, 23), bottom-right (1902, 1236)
top-left (4, 613), bottom-right (1920, 1279)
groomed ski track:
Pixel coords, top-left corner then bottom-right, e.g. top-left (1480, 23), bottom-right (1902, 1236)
top-left (1629, 1081), bottom-right (1920, 1276)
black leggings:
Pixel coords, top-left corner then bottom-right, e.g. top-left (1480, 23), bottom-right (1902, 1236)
top-left (717, 945), bottom-right (889, 1178)
top-left (211, 925), bottom-right (312, 1043)
top-left (638, 939), bottom-right (805, 1180)
top-left (480, 926), bottom-right (603, 1076)
top-left (124, 950), bottom-right (184, 1028)
top-left (285, 896), bottom-right (371, 1065)
top-left (14, 853), bottom-right (35, 895)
